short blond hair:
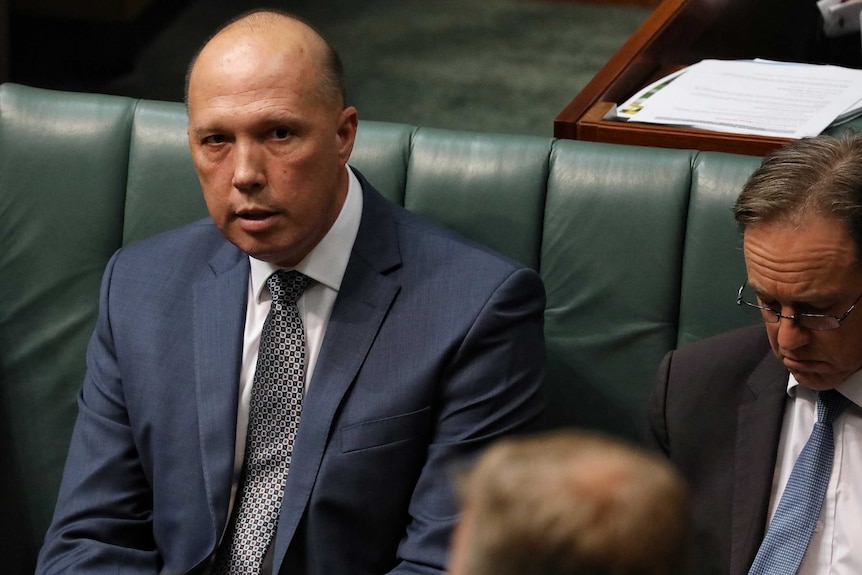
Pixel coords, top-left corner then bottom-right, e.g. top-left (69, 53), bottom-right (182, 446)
top-left (453, 430), bottom-right (689, 575)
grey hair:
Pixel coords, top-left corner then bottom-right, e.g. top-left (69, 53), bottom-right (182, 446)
top-left (733, 131), bottom-right (862, 260)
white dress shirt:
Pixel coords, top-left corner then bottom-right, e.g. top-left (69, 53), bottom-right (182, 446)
top-left (767, 371), bottom-right (862, 574)
top-left (224, 166), bottom-right (363, 521)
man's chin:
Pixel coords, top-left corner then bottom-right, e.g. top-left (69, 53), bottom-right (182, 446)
top-left (788, 368), bottom-right (843, 391)
top-left (239, 243), bottom-right (304, 269)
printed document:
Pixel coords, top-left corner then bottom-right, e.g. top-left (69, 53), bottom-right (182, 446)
top-left (617, 59), bottom-right (862, 139)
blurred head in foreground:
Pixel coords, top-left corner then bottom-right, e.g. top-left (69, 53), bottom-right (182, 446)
top-left (449, 430), bottom-right (690, 575)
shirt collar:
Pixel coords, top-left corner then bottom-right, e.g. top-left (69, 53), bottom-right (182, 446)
top-left (249, 166), bottom-right (363, 302)
top-left (787, 369), bottom-right (862, 408)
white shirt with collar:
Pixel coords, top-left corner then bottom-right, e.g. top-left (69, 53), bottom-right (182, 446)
top-left (225, 166), bottom-right (363, 516)
top-left (767, 370), bottom-right (862, 574)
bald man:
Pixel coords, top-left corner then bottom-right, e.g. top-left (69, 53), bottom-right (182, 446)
top-left (35, 10), bottom-right (545, 575)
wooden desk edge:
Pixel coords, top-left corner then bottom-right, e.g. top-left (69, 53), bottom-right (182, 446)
top-left (554, 0), bottom-right (689, 138)
top-left (571, 101), bottom-right (791, 156)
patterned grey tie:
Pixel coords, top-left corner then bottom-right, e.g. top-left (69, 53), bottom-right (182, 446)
top-left (748, 389), bottom-right (852, 575)
top-left (214, 270), bottom-right (312, 574)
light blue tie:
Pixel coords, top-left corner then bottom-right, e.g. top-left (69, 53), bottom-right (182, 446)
top-left (748, 389), bottom-right (851, 575)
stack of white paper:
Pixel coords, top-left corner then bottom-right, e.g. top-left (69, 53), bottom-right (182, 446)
top-left (616, 59), bottom-right (862, 139)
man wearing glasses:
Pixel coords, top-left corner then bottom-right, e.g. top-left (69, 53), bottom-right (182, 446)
top-left (647, 133), bottom-right (862, 575)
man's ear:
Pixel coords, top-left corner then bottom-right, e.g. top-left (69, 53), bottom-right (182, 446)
top-left (336, 106), bottom-right (359, 164)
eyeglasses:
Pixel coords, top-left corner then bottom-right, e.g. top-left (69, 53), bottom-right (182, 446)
top-left (736, 284), bottom-right (862, 331)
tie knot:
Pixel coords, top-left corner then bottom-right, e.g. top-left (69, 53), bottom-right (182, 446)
top-left (817, 389), bottom-right (852, 425)
top-left (267, 270), bottom-right (312, 307)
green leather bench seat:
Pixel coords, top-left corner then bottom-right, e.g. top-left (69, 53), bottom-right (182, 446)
top-left (0, 82), bottom-right (763, 573)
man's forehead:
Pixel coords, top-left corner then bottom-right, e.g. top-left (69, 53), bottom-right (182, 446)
top-left (189, 44), bottom-right (316, 107)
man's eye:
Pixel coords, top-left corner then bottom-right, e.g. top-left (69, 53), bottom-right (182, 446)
top-left (203, 134), bottom-right (226, 145)
top-left (800, 304), bottom-right (829, 315)
top-left (272, 127), bottom-right (291, 140)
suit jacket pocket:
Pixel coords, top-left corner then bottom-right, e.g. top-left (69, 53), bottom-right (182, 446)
top-left (340, 407), bottom-right (432, 453)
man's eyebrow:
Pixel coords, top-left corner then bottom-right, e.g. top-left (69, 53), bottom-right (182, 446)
top-left (191, 125), bottom-right (221, 137)
top-left (746, 283), bottom-right (838, 308)
top-left (744, 281), bottom-right (768, 298)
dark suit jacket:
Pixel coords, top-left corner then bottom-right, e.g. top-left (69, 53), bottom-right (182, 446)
top-left (36, 176), bottom-right (546, 575)
top-left (646, 324), bottom-right (789, 575)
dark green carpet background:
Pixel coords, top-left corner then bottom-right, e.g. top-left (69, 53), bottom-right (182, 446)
top-left (25, 0), bottom-right (652, 137)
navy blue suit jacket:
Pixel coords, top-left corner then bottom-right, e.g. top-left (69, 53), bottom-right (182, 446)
top-left (36, 176), bottom-right (546, 575)
top-left (647, 325), bottom-right (788, 575)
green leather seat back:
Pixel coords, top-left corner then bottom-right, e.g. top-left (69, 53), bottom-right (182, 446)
top-left (0, 84), bottom-right (131, 572)
top-left (541, 140), bottom-right (694, 436)
top-left (677, 151), bottom-right (762, 346)
top-left (123, 99), bottom-right (206, 245)
top-left (403, 128), bottom-right (550, 271)
top-left (349, 121), bottom-right (414, 205)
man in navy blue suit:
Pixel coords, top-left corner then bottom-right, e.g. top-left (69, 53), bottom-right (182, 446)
top-left (36, 10), bottom-right (545, 575)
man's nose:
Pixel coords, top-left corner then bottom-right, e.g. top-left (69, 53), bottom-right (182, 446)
top-left (775, 309), bottom-right (811, 352)
top-left (232, 142), bottom-right (266, 192)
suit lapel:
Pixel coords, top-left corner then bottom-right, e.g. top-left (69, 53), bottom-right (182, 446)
top-left (271, 181), bottom-right (402, 573)
top-left (730, 352), bottom-right (788, 575)
top-left (193, 242), bottom-right (249, 545)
